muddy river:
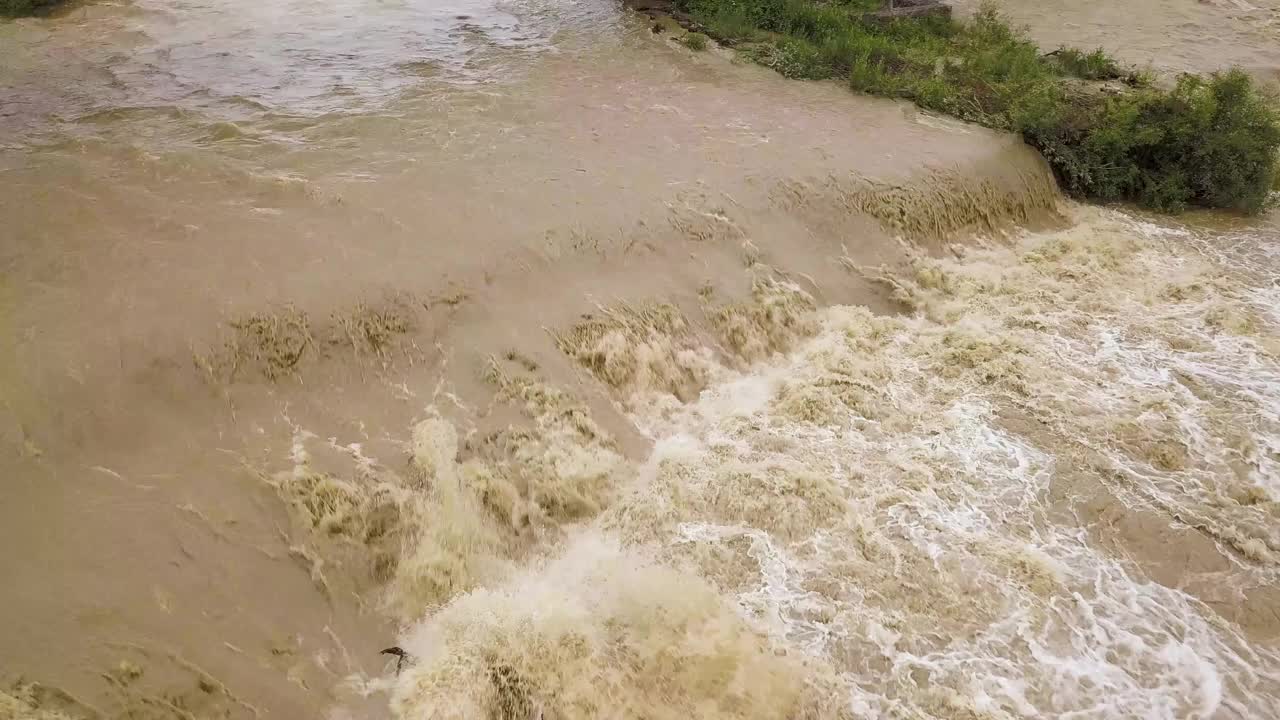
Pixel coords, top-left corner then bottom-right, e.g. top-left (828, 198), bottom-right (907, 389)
top-left (2, 1), bottom-right (1278, 718)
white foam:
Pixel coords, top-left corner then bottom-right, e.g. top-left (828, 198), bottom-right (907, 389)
top-left (381, 206), bottom-right (1280, 719)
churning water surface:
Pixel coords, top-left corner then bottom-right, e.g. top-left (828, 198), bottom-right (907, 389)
top-left (2, 1), bottom-right (1279, 719)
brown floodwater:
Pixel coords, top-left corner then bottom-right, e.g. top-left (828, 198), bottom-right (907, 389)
top-left (953, 0), bottom-right (1280, 82)
top-left (1, 1), bottom-right (1278, 719)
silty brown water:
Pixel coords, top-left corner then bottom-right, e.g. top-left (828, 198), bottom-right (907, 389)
top-left (2, 0), bottom-right (1278, 718)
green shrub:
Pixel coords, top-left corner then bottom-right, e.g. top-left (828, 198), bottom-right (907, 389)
top-left (1, 0), bottom-right (58, 16)
top-left (681, 32), bottom-right (712, 51)
top-left (1030, 71), bottom-right (1280, 212)
top-left (671, 0), bottom-right (1280, 214)
top-left (1052, 47), bottom-right (1123, 80)
top-left (770, 37), bottom-right (830, 78)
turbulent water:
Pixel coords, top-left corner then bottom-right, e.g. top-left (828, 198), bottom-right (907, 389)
top-left (3, 0), bottom-right (1280, 719)
top-left (259, 205), bottom-right (1280, 720)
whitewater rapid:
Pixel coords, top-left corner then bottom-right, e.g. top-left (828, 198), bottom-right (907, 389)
top-left (253, 205), bottom-right (1280, 719)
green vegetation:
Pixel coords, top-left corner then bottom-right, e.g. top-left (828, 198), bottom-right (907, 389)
top-left (681, 31), bottom-right (712, 50)
top-left (674, 0), bottom-right (1280, 213)
top-left (1, 0), bottom-right (53, 15)
top-left (1048, 47), bottom-right (1122, 81)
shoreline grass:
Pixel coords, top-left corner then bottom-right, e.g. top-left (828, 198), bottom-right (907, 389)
top-left (680, 31), bottom-right (712, 50)
top-left (1, 0), bottom-right (60, 16)
top-left (672, 0), bottom-right (1280, 214)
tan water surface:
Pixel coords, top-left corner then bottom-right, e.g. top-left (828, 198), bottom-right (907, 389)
top-left (2, 1), bottom-right (1278, 719)
top-left (953, 0), bottom-right (1280, 82)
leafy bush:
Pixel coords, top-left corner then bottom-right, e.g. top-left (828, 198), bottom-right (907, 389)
top-left (681, 32), bottom-right (712, 51)
top-left (672, 0), bottom-right (1280, 213)
top-left (1051, 47), bottom-right (1123, 81)
top-left (1022, 72), bottom-right (1280, 212)
top-left (1, 0), bottom-right (58, 16)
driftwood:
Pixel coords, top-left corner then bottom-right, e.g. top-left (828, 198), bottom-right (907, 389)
top-left (381, 646), bottom-right (412, 675)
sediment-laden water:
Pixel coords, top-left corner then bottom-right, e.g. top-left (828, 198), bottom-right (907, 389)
top-left (951, 0), bottom-right (1280, 82)
top-left (2, 1), bottom-right (1278, 718)
top-left (261, 205), bottom-right (1278, 720)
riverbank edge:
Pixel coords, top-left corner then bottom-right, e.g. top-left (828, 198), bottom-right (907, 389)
top-left (626, 0), bottom-right (1280, 215)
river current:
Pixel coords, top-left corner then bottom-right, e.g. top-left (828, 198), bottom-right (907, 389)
top-left (2, 1), bottom-right (1278, 719)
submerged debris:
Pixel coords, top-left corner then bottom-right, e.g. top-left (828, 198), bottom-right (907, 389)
top-left (553, 302), bottom-right (709, 401)
top-left (381, 647), bottom-right (412, 675)
top-left (194, 293), bottom-right (426, 383)
top-left (705, 276), bottom-right (817, 363)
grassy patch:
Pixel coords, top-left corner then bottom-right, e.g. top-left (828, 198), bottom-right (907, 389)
top-left (194, 295), bottom-right (422, 382)
top-left (1049, 47), bottom-right (1123, 81)
top-left (672, 0), bottom-right (1280, 213)
top-left (681, 31), bottom-right (712, 50)
top-left (1, 0), bottom-right (60, 16)
top-left (1031, 70), bottom-right (1280, 212)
